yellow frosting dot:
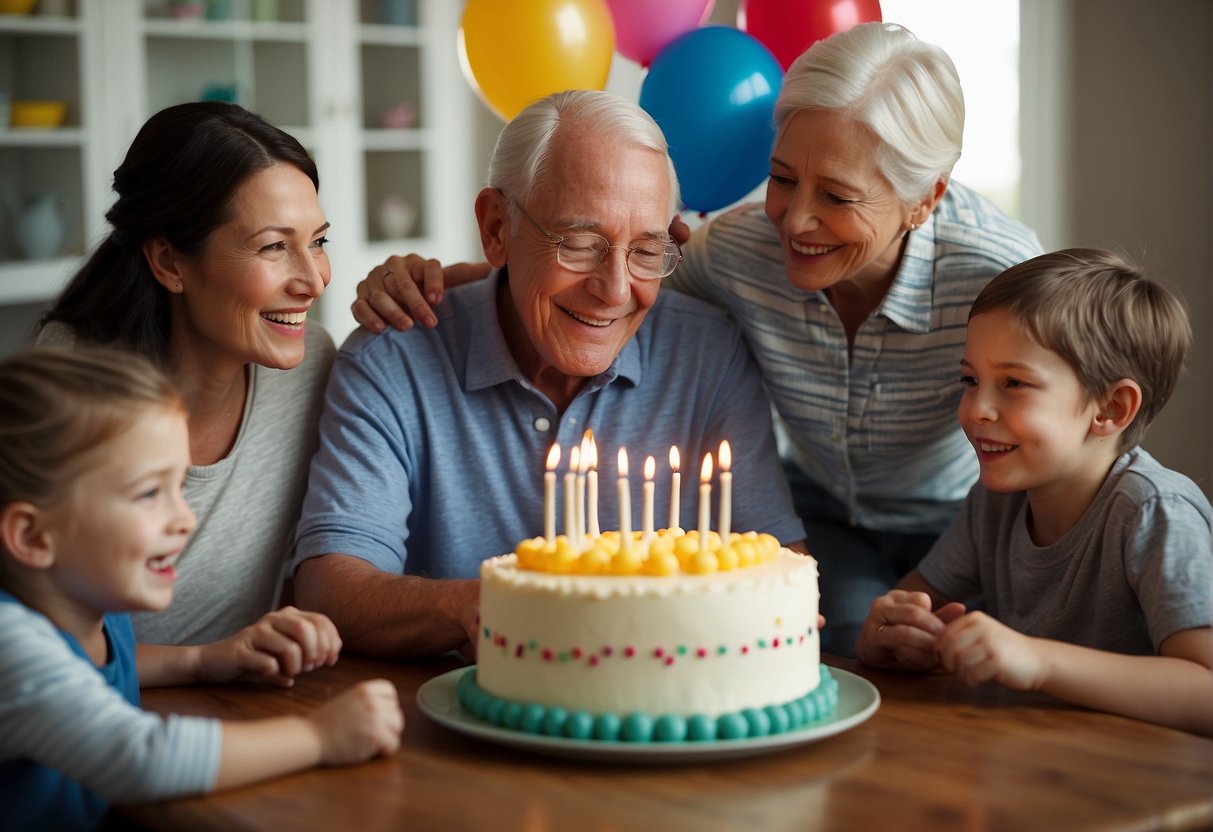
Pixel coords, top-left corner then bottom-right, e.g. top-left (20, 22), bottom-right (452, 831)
top-left (673, 533), bottom-right (699, 567)
top-left (689, 550), bottom-right (719, 574)
top-left (717, 545), bottom-right (740, 571)
top-left (734, 539), bottom-right (757, 567)
top-left (550, 537), bottom-right (580, 573)
top-left (611, 545), bottom-right (646, 575)
top-left (579, 545), bottom-right (612, 575)
top-left (643, 550), bottom-right (680, 576)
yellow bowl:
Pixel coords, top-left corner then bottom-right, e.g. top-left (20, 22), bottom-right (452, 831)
top-left (10, 100), bottom-right (68, 128)
top-left (0, 0), bottom-right (37, 14)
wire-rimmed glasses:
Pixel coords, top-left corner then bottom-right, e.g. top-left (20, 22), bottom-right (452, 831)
top-left (513, 201), bottom-right (682, 280)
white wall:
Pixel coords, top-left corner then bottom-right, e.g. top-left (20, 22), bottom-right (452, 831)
top-left (1022, 0), bottom-right (1212, 496)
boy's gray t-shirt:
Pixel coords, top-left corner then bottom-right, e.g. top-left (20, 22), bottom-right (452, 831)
top-left (918, 448), bottom-right (1212, 653)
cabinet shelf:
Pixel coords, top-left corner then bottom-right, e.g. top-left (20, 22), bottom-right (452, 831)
top-left (0, 258), bottom-right (78, 306)
top-left (0, 128), bottom-right (84, 147)
top-left (0, 17), bottom-right (81, 35)
top-left (358, 22), bottom-right (423, 46)
top-left (141, 19), bottom-right (308, 42)
top-left (361, 127), bottom-right (428, 151)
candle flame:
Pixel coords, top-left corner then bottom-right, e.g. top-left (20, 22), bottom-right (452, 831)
top-left (700, 452), bottom-right (713, 482)
top-left (669, 445), bottom-right (680, 471)
top-left (545, 443), bottom-right (561, 471)
top-left (617, 447), bottom-right (629, 478)
top-left (644, 455), bottom-right (655, 481)
top-left (719, 439), bottom-right (731, 471)
top-left (579, 430), bottom-right (592, 471)
top-left (588, 434), bottom-right (598, 469)
top-left (570, 445), bottom-right (580, 471)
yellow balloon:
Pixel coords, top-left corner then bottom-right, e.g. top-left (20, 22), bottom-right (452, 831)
top-left (458, 0), bottom-right (616, 121)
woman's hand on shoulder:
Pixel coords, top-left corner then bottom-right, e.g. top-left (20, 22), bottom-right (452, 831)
top-left (198, 606), bottom-right (342, 687)
top-left (352, 254), bottom-right (491, 333)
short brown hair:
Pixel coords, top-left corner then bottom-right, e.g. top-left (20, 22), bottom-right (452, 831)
top-left (0, 347), bottom-right (184, 509)
top-left (969, 248), bottom-right (1190, 450)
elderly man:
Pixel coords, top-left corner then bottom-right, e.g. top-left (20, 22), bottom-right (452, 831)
top-left (292, 90), bottom-right (805, 659)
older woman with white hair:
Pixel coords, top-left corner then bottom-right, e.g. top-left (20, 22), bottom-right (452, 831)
top-left (352, 23), bottom-right (1043, 656)
top-left (665, 23), bottom-right (1041, 655)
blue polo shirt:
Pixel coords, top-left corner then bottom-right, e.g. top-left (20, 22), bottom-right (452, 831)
top-left (293, 272), bottom-right (805, 579)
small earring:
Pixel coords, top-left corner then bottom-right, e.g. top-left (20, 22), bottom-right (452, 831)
top-left (175, 281), bottom-right (183, 293)
top-left (910, 222), bottom-right (919, 232)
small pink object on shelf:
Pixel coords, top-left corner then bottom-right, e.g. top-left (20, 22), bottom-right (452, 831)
top-left (377, 102), bottom-right (416, 129)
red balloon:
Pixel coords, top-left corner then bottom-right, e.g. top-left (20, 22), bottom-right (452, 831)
top-left (738, 0), bottom-right (882, 70)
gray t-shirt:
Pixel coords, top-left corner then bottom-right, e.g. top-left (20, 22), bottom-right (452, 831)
top-left (39, 322), bottom-right (336, 645)
top-left (918, 448), bottom-right (1212, 653)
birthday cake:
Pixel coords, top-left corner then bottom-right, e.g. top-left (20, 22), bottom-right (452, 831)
top-left (462, 529), bottom-right (836, 743)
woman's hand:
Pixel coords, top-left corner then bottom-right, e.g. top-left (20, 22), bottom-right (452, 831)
top-left (197, 606), bottom-right (342, 687)
top-left (351, 254), bottom-right (491, 333)
top-left (856, 590), bottom-right (966, 671)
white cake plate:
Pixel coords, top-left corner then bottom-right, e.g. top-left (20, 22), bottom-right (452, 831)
top-left (416, 666), bottom-right (879, 764)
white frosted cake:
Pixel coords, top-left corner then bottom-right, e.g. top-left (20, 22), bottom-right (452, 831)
top-left (460, 529), bottom-right (837, 743)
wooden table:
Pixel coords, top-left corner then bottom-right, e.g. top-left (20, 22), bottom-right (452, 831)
top-left (115, 654), bottom-right (1213, 832)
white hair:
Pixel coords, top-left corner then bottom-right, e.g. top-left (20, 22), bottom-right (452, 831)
top-left (775, 22), bottom-right (964, 202)
top-left (487, 89), bottom-right (680, 226)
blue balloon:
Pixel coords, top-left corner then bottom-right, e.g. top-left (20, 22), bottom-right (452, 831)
top-left (640, 26), bottom-right (783, 213)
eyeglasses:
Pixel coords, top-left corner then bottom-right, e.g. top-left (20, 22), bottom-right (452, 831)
top-left (513, 201), bottom-right (682, 281)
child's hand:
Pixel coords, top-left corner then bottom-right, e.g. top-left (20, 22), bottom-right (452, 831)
top-left (936, 611), bottom-right (1046, 691)
top-left (309, 679), bottom-right (404, 765)
top-left (857, 590), bottom-right (966, 670)
top-left (199, 607), bottom-right (342, 687)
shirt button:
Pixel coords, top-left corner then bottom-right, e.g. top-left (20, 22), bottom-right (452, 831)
top-left (533, 417), bottom-right (552, 432)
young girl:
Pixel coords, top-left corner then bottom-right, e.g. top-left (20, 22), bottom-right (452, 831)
top-left (0, 347), bottom-right (404, 830)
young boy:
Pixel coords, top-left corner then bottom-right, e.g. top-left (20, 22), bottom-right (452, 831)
top-left (855, 248), bottom-right (1212, 736)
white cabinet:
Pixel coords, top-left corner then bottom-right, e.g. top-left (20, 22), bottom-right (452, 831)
top-left (0, 0), bottom-right (478, 345)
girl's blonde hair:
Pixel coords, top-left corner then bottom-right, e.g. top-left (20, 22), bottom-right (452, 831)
top-left (0, 347), bottom-right (184, 509)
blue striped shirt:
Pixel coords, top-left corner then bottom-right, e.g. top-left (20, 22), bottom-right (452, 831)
top-left (667, 181), bottom-right (1042, 533)
top-left (0, 595), bottom-right (221, 829)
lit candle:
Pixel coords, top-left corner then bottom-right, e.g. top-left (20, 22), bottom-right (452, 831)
top-left (698, 452), bottom-right (713, 553)
top-left (586, 433), bottom-right (600, 538)
top-left (544, 443), bottom-right (560, 543)
top-left (576, 433), bottom-right (590, 544)
top-left (718, 440), bottom-right (732, 545)
top-left (668, 445), bottom-right (681, 531)
top-left (642, 455), bottom-right (655, 543)
top-left (617, 448), bottom-right (631, 552)
top-left (565, 445), bottom-right (579, 547)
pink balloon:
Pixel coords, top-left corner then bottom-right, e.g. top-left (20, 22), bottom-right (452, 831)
top-left (738, 0), bottom-right (882, 70)
top-left (606, 0), bottom-right (715, 67)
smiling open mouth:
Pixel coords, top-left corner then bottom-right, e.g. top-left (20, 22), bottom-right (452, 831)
top-left (790, 240), bottom-right (841, 256)
top-left (262, 311), bottom-right (307, 327)
top-left (562, 307), bottom-right (613, 328)
top-left (148, 553), bottom-right (178, 576)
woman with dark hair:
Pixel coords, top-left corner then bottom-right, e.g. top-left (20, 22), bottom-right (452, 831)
top-left (39, 101), bottom-right (337, 646)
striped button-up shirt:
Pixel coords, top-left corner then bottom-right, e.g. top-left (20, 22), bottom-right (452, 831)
top-left (667, 181), bottom-right (1042, 533)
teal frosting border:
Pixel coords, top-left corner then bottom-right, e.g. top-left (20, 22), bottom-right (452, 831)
top-left (458, 665), bottom-right (839, 743)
